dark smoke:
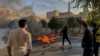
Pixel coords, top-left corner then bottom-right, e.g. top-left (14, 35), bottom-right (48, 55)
top-left (18, 6), bottom-right (36, 17)
top-left (0, 0), bottom-right (35, 17)
top-left (0, 0), bottom-right (24, 10)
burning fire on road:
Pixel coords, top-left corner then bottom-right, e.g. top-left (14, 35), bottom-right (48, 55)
top-left (37, 34), bottom-right (57, 55)
top-left (37, 34), bottom-right (57, 44)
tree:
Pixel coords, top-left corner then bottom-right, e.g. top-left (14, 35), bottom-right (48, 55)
top-left (40, 19), bottom-right (47, 27)
top-left (76, 18), bottom-right (85, 24)
top-left (74, 0), bottom-right (100, 25)
top-left (87, 15), bottom-right (100, 26)
top-left (74, 0), bottom-right (100, 9)
top-left (48, 17), bottom-right (65, 31)
top-left (67, 17), bottom-right (81, 28)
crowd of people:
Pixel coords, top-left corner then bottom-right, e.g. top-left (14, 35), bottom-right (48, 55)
top-left (7, 19), bottom-right (100, 56)
top-left (61, 23), bottom-right (100, 56)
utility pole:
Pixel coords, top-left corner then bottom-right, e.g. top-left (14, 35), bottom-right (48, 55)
top-left (68, 1), bottom-right (70, 19)
top-left (66, 0), bottom-right (70, 26)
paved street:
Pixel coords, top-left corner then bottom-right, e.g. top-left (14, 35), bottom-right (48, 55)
top-left (1, 36), bottom-right (100, 56)
top-left (30, 37), bottom-right (83, 56)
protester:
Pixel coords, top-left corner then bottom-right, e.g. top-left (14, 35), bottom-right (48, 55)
top-left (60, 26), bottom-right (71, 49)
top-left (92, 23), bottom-right (99, 56)
top-left (82, 23), bottom-right (93, 56)
top-left (7, 19), bottom-right (32, 56)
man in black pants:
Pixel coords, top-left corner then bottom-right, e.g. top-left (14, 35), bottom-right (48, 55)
top-left (61, 26), bottom-right (71, 49)
top-left (92, 23), bottom-right (99, 56)
top-left (82, 23), bottom-right (93, 56)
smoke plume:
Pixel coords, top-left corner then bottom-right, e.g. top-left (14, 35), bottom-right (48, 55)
top-left (0, 0), bottom-right (24, 10)
top-left (0, 0), bottom-right (35, 17)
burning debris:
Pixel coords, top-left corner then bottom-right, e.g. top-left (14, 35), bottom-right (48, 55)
top-left (37, 34), bottom-right (57, 55)
top-left (37, 35), bottom-right (50, 44)
top-left (37, 34), bottom-right (57, 44)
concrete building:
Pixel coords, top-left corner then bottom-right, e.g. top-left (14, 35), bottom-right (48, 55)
top-left (59, 12), bottom-right (74, 21)
top-left (0, 7), bottom-right (18, 20)
top-left (47, 10), bottom-right (59, 19)
top-left (46, 9), bottom-right (89, 21)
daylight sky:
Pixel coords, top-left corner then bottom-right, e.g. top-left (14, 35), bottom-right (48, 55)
top-left (5, 0), bottom-right (82, 18)
top-left (32, 0), bottom-right (83, 18)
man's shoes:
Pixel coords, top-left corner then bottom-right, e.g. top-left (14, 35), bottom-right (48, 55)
top-left (68, 45), bottom-right (72, 49)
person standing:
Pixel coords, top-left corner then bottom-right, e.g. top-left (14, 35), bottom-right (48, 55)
top-left (82, 23), bottom-right (93, 56)
top-left (92, 23), bottom-right (99, 56)
top-left (61, 26), bottom-right (71, 49)
top-left (7, 19), bottom-right (32, 56)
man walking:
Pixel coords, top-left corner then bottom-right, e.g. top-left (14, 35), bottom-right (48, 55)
top-left (7, 19), bottom-right (32, 56)
top-left (61, 26), bottom-right (71, 49)
top-left (82, 23), bottom-right (93, 56)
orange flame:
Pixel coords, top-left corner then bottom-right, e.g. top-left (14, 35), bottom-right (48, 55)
top-left (49, 34), bottom-right (57, 42)
top-left (37, 34), bottom-right (57, 44)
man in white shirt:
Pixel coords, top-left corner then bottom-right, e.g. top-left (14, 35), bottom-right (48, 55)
top-left (7, 19), bottom-right (32, 56)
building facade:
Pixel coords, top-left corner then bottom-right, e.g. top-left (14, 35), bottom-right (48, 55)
top-left (47, 10), bottom-right (59, 19)
top-left (47, 9), bottom-right (89, 21)
top-left (59, 12), bottom-right (74, 21)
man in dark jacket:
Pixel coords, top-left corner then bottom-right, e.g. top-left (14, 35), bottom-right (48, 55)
top-left (82, 23), bottom-right (93, 56)
top-left (61, 26), bottom-right (71, 49)
top-left (92, 23), bottom-right (99, 56)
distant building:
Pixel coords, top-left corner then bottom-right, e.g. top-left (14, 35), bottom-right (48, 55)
top-left (0, 7), bottom-right (18, 20)
top-left (7, 10), bottom-right (17, 20)
top-left (46, 9), bottom-right (89, 21)
top-left (47, 10), bottom-right (59, 19)
top-left (59, 12), bottom-right (74, 21)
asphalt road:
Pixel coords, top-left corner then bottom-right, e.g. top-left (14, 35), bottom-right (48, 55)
top-left (31, 37), bottom-right (83, 56)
